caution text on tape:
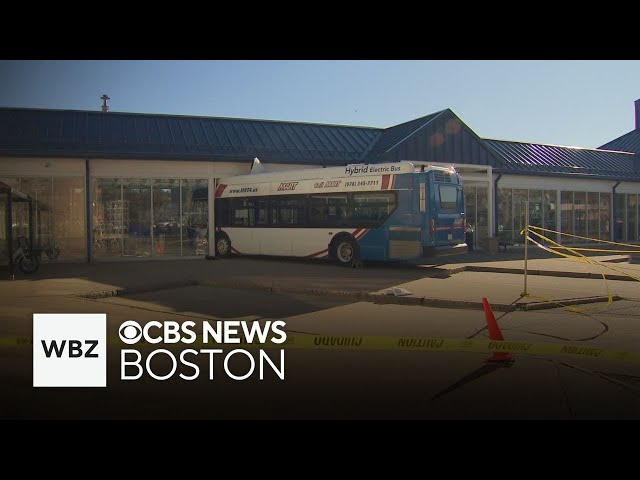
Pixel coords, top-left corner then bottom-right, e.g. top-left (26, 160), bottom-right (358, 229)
top-left (2, 334), bottom-right (639, 364)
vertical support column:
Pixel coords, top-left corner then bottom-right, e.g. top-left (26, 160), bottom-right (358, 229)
top-left (522, 201), bottom-right (529, 297)
top-left (28, 198), bottom-right (34, 249)
top-left (179, 179), bottom-right (183, 257)
top-left (556, 188), bottom-right (561, 243)
top-left (120, 182), bottom-right (124, 257)
top-left (150, 179), bottom-right (154, 257)
top-left (7, 192), bottom-right (14, 278)
top-left (207, 176), bottom-right (215, 258)
top-left (487, 166), bottom-right (494, 238)
top-left (85, 159), bottom-right (92, 263)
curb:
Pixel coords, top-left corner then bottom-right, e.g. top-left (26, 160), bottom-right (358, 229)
top-left (76, 278), bottom-right (624, 312)
top-left (464, 265), bottom-right (638, 282)
top-left (75, 280), bottom-right (198, 299)
top-left (519, 295), bottom-right (622, 311)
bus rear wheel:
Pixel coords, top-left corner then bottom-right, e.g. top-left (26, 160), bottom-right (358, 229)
top-left (215, 234), bottom-right (231, 258)
top-left (330, 236), bottom-right (359, 267)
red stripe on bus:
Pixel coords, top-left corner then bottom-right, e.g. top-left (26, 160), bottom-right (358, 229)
top-left (214, 184), bottom-right (227, 198)
top-left (355, 228), bottom-right (369, 239)
top-left (305, 248), bottom-right (328, 258)
top-left (231, 246), bottom-right (242, 254)
top-left (381, 175), bottom-right (390, 190)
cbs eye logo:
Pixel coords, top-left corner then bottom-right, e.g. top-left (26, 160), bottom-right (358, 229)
top-left (119, 320), bottom-right (142, 345)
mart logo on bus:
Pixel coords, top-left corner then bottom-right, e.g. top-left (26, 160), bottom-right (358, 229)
top-left (277, 181), bottom-right (299, 192)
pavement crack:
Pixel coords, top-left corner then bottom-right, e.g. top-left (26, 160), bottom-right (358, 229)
top-left (554, 360), bottom-right (575, 418)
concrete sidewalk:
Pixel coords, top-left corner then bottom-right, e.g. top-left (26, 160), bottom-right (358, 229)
top-left (0, 253), bottom-right (638, 311)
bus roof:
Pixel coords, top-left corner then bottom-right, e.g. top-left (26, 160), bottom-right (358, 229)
top-left (219, 161), bottom-right (456, 185)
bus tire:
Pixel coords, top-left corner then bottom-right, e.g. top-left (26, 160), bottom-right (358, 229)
top-left (330, 235), bottom-right (360, 267)
top-left (215, 233), bottom-right (232, 258)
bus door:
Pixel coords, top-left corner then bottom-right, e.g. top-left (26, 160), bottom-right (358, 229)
top-left (431, 180), bottom-right (465, 245)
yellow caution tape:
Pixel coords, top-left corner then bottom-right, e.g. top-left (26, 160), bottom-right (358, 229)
top-left (522, 227), bottom-right (615, 311)
top-left (516, 224), bottom-right (640, 315)
top-left (525, 226), bottom-right (640, 283)
top-left (3, 334), bottom-right (639, 364)
top-left (528, 225), bottom-right (640, 250)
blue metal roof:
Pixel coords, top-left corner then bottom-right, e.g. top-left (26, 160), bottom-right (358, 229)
top-left (362, 110), bottom-right (444, 161)
top-left (2, 107), bottom-right (638, 181)
top-left (599, 129), bottom-right (640, 155)
top-left (0, 108), bottom-right (381, 165)
top-left (484, 139), bottom-right (639, 179)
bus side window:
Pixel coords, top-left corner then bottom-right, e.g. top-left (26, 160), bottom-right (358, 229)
top-left (231, 198), bottom-right (255, 227)
top-left (256, 199), bottom-right (268, 226)
top-left (271, 196), bottom-right (305, 226)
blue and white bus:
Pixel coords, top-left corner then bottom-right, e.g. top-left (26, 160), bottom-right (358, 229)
top-left (212, 161), bottom-right (466, 266)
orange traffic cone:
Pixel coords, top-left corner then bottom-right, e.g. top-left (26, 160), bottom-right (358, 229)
top-left (482, 297), bottom-right (513, 363)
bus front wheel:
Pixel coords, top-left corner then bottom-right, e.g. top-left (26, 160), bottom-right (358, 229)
top-left (215, 234), bottom-right (232, 258)
top-left (330, 236), bottom-right (360, 267)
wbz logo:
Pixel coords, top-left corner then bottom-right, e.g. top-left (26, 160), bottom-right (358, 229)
top-left (41, 339), bottom-right (99, 358)
top-left (33, 314), bottom-right (106, 387)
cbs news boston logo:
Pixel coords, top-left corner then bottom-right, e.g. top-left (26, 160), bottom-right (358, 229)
top-left (33, 313), bottom-right (106, 387)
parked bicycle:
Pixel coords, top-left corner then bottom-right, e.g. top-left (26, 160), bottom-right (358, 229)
top-left (13, 236), bottom-right (41, 274)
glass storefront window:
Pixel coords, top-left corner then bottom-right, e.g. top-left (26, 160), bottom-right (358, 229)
top-left (543, 190), bottom-right (557, 237)
top-left (627, 194), bottom-right (638, 243)
top-left (574, 192), bottom-right (587, 240)
top-left (0, 176), bottom-right (85, 260)
top-left (560, 191), bottom-right (574, 243)
top-left (182, 179), bottom-right (209, 256)
top-left (476, 187), bottom-right (488, 243)
top-left (513, 189), bottom-right (528, 243)
top-left (498, 188), bottom-right (513, 243)
top-left (587, 192), bottom-right (599, 241)
top-left (600, 193), bottom-right (611, 241)
top-left (123, 179), bottom-right (151, 257)
top-left (92, 177), bottom-right (209, 258)
top-left (93, 178), bottom-right (123, 257)
top-left (153, 179), bottom-right (181, 256)
top-left (0, 193), bottom-right (6, 262)
top-left (36, 178), bottom-right (53, 252)
top-left (615, 193), bottom-right (626, 242)
top-left (54, 177), bottom-right (86, 259)
top-left (15, 177), bottom-right (54, 251)
top-left (528, 190), bottom-right (542, 229)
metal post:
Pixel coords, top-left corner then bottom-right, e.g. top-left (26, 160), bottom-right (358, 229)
top-left (7, 192), bottom-right (14, 279)
top-left (207, 177), bottom-right (216, 259)
top-left (522, 201), bottom-right (529, 296)
top-left (28, 199), bottom-right (34, 249)
top-left (487, 166), bottom-right (494, 238)
top-left (179, 179), bottom-right (183, 257)
top-left (150, 179), bottom-right (154, 257)
top-left (86, 159), bottom-right (92, 263)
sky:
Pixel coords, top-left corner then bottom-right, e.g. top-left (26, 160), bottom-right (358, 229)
top-left (0, 60), bottom-right (638, 149)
